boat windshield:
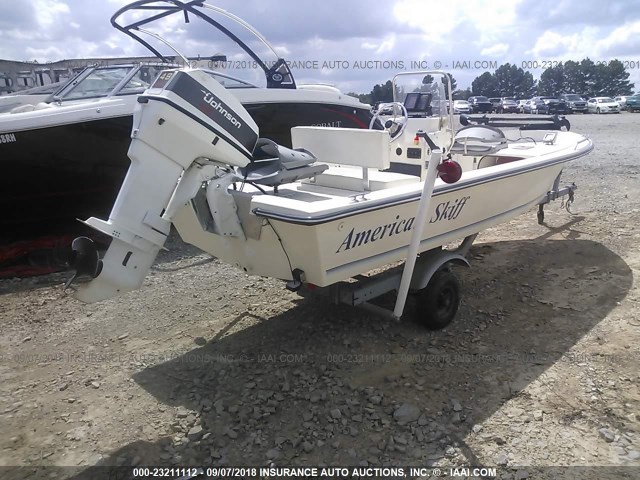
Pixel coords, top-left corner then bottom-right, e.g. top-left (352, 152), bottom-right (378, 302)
top-left (392, 72), bottom-right (453, 118)
top-left (115, 65), bottom-right (173, 95)
top-left (203, 70), bottom-right (256, 89)
top-left (55, 64), bottom-right (176, 101)
top-left (62, 67), bottom-right (133, 101)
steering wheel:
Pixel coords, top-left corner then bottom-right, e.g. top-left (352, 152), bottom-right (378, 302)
top-left (369, 102), bottom-right (408, 141)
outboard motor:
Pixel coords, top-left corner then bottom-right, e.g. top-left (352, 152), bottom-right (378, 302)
top-left (69, 68), bottom-right (259, 302)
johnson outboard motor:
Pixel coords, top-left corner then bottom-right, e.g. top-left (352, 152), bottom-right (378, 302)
top-left (68, 68), bottom-right (259, 302)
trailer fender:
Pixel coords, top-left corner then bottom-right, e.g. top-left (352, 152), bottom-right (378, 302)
top-left (409, 249), bottom-right (470, 291)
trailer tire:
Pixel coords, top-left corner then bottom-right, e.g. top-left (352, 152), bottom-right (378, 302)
top-left (415, 269), bottom-right (461, 329)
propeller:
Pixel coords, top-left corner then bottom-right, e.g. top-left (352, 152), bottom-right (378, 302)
top-left (63, 237), bottom-right (102, 292)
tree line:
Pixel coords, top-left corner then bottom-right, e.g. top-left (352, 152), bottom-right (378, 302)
top-left (350, 58), bottom-right (635, 104)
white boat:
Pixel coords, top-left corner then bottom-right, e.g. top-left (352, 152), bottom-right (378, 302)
top-left (0, 0), bottom-right (372, 230)
top-left (66, 65), bottom-right (593, 328)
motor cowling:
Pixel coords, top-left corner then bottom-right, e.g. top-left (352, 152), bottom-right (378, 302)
top-left (135, 68), bottom-right (259, 169)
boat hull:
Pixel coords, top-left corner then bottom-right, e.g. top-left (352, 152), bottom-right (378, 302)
top-left (173, 160), bottom-right (567, 287)
top-left (243, 102), bottom-right (373, 147)
top-left (0, 116), bottom-right (133, 233)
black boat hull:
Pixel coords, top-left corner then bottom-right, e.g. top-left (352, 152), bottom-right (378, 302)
top-left (0, 102), bottom-right (373, 232)
top-left (1, 116), bottom-right (133, 236)
top-left (244, 102), bottom-right (373, 146)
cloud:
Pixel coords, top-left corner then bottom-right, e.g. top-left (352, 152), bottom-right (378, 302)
top-left (595, 21), bottom-right (640, 57)
top-left (34, 0), bottom-right (70, 27)
top-left (515, 0), bottom-right (635, 28)
top-left (481, 43), bottom-right (509, 57)
top-left (394, 0), bottom-right (520, 41)
top-left (0, 0), bottom-right (638, 93)
top-left (0, 0), bottom-right (36, 30)
top-left (527, 30), bottom-right (584, 58)
top-left (186, 0), bottom-right (420, 43)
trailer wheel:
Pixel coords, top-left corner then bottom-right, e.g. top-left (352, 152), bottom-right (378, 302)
top-left (415, 269), bottom-right (461, 329)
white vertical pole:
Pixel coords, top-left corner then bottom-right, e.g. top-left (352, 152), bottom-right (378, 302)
top-left (392, 148), bottom-right (442, 319)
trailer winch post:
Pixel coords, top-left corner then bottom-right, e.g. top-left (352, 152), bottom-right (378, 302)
top-left (392, 144), bottom-right (442, 320)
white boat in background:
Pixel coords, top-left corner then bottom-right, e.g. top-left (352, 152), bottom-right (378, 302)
top-left (66, 62), bottom-right (593, 328)
top-left (0, 63), bottom-right (176, 229)
top-left (0, 0), bottom-right (372, 231)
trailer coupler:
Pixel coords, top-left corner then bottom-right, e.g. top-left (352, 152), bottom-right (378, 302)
top-left (537, 182), bottom-right (577, 224)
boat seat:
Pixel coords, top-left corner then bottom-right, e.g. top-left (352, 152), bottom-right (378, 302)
top-left (304, 165), bottom-right (420, 191)
top-left (291, 126), bottom-right (418, 191)
top-left (10, 102), bottom-right (53, 114)
top-left (450, 125), bottom-right (508, 155)
top-left (291, 126), bottom-right (392, 169)
top-left (236, 138), bottom-right (328, 187)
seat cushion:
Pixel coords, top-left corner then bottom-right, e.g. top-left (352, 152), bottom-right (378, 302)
top-left (303, 165), bottom-right (419, 191)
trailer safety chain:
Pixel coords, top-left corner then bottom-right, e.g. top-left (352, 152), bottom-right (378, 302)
top-left (561, 189), bottom-right (575, 215)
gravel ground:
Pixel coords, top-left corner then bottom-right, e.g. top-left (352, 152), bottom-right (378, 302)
top-left (0, 113), bottom-right (639, 480)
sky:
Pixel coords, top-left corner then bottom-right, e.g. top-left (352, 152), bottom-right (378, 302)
top-left (1, 0), bottom-right (639, 94)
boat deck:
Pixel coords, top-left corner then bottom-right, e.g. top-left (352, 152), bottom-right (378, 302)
top-left (243, 132), bottom-right (587, 224)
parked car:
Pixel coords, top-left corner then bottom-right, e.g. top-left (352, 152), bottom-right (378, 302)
top-left (498, 97), bottom-right (519, 113)
top-left (558, 93), bottom-right (587, 113)
top-left (587, 97), bottom-right (620, 114)
top-left (625, 94), bottom-right (640, 112)
top-left (613, 95), bottom-right (633, 108)
top-left (529, 98), bottom-right (546, 114)
top-left (522, 99), bottom-right (537, 114)
top-left (517, 99), bottom-right (529, 113)
top-left (488, 97), bottom-right (501, 112)
top-left (529, 96), bottom-right (567, 114)
top-left (467, 96), bottom-right (493, 113)
top-left (452, 99), bottom-right (472, 114)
